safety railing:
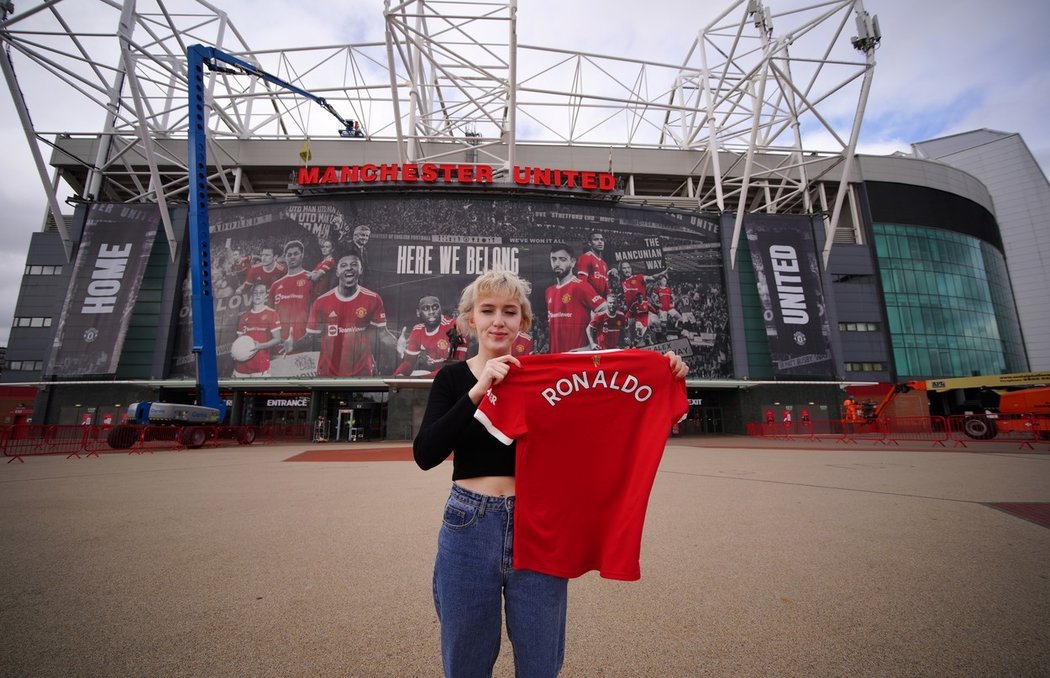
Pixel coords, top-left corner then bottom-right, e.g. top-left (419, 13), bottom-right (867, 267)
top-left (1, 423), bottom-right (312, 462)
top-left (748, 414), bottom-right (1050, 450)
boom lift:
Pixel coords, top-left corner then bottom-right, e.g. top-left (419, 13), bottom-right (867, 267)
top-left (107, 45), bottom-right (361, 449)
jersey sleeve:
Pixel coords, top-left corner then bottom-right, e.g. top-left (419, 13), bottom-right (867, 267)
top-left (582, 280), bottom-right (603, 311)
top-left (305, 297), bottom-right (324, 334)
top-left (370, 293), bottom-right (387, 327)
top-left (474, 376), bottom-right (526, 446)
top-left (404, 326), bottom-right (423, 356)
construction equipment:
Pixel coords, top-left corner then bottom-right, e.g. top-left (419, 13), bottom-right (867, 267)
top-left (108, 45), bottom-right (358, 449)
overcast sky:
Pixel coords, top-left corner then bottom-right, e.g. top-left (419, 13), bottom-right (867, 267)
top-left (1, 0), bottom-right (1048, 347)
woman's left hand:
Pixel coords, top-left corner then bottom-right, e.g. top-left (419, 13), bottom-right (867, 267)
top-left (664, 350), bottom-right (687, 379)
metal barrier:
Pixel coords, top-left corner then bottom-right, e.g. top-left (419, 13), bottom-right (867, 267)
top-left (747, 414), bottom-right (1050, 450)
top-left (1, 423), bottom-right (313, 462)
top-left (878, 416), bottom-right (949, 447)
top-left (946, 414), bottom-right (1050, 450)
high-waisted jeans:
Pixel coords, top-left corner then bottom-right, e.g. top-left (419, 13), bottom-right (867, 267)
top-left (433, 483), bottom-right (568, 678)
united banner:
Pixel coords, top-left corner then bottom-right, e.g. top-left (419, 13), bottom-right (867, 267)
top-left (169, 195), bottom-right (733, 380)
top-left (47, 204), bottom-right (159, 376)
top-left (743, 213), bottom-right (835, 377)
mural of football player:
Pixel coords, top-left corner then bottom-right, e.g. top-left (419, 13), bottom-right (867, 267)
top-left (232, 283), bottom-right (283, 377)
top-left (393, 295), bottom-right (467, 376)
top-left (301, 253), bottom-right (398, 377)
top-left (545, 243), bottom-right (606, 353)
top-left (577, 231), bottom-right (609, 297)
top-left (270, 240), bottom-right (313, 354)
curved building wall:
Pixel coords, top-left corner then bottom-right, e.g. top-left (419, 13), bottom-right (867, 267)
top-left (874, 223), bottom-right (1026, 378)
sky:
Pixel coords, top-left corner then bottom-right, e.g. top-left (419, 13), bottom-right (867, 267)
top-left (0, 0), bottom-right (1048, 348)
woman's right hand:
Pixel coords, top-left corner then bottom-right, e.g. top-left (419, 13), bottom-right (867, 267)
top-left (468, 354), bottom-right (522, 403)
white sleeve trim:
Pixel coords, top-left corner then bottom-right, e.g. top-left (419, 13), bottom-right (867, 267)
top-left (473, 409), bottom-right (515, 446)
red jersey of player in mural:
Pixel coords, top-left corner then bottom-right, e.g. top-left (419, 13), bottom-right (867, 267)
top-left (234, 307), bottom-right (281, 374)
top-left (270, 270), bottom-right (312, 345)
top-left (621, 274), bottom-right (649, 314)
top-left (577, 251), bottom-right (609, 298)
top-left (311, 256), bottom-right (335, 297)
top-left (393, 316), bottom-right (466, 376)
top-left (545, 276), bottom-right (604, 353)
top-left (475, 350), bottom-right (688, 581)
top-left (512, 331), bottom-right (535, 357)
top-left (243, 261), bottom-right (287, 292)
top-left (306, 287), bottom-right (388, 377)
top-left (588, 308), bottom-right (629, 349)
top-left (654, 284), bottom-right (673, 312)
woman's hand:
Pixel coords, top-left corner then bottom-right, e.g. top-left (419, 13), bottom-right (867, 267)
top-left (665, 350), bottom-right (687, 379)
top-left (468, 354), bottom-right (522, 403)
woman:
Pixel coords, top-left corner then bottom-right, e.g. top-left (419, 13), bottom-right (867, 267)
top-left (414, 269), bottom-right (687, 677)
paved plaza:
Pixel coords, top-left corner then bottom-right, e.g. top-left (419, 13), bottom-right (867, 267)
top-left (2, 437), bottom-right (1048, 676)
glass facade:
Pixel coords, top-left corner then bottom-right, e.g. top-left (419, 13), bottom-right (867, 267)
top-left (873, 224), bottom-right (1028, 379)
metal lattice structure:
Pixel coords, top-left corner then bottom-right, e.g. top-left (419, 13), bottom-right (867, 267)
top-left (0, 0), bottom-right (880, 264)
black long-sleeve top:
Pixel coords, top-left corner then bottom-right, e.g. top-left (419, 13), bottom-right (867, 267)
top-left (413, 360), bottom-right (515, 480)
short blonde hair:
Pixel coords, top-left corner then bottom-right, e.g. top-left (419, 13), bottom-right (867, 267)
top-left (457, 269), bottom-right (533, 337)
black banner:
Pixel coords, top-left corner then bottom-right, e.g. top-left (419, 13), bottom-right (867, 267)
top-left (47, 204), bottom-right (159, 376)
top-left (743, 213), bottom-right (834, 377)
top-left (170, 195), bottom-right (733, 379)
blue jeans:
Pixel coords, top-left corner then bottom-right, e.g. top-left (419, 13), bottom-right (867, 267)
top-left (433, 484), bottom-right (568, 678)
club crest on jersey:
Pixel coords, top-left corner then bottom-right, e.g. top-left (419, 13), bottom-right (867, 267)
top-left (297, 279), bottom-right (307, 288)
top-left (562, 292), bottom-right (572, 304)
top-left (355, 307), bottom-right (367, 319)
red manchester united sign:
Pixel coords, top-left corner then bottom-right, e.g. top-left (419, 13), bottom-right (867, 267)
top-left (294, 163), bottom-right (617, 192)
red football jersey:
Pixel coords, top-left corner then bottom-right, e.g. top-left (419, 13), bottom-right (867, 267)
top-left (234, 307), bottom-right (281, 374)
top-left (475, 349), bottom-right (688, 581)
top-left (311, 256), bottom-right (335, 297)
top-left (394, 316), bottom-right (464, 376)
top-left (577, 251), bottom-right (609, 297)
top-left (654, 285), bottom-right (673, 312)
top-left (243, 262), bottom-right (287, 292)
top-left (545, 276), bottom-right (603, 353)
top-left (270, 270), bottom-right (313, 343)
top-left (621, 274), bottom-right (648, 315)
top-left (306, 287), bottom-right (387, 377)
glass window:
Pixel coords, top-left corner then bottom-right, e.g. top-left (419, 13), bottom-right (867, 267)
top-left (873, 223), bottom-right (1023, 379)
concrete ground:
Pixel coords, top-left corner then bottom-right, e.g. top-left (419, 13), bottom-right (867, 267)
top-left (1, 437), bottom-right (1048, 677)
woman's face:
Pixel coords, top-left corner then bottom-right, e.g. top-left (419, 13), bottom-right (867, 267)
top-left (470, 292), bottom-right (522, 356)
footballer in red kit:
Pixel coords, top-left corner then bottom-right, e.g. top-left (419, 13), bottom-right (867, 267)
top-left (576, 231), bottom-right (609, 297)
top-left (545, 243), bottom-right (606, 353)
top-left (618, 261), bottom-right (667, 341)
top-left (304, 253), bottom-right (397, 377)
top-left (393, 295), bottom-right (466, 376)
top-left (239, 245), bottom-right (287, 294)
top-left (270, 240), bottom-right (312, 352)
top-left (308, 238), bottom-right (336, 297)
top-left (233, 283), bottom-right (283, 376)
top-left (586, 295), bottom-right (629, 349)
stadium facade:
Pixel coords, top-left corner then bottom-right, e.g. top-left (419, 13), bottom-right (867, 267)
top-left (0, 1), bottom-right (1039, 439)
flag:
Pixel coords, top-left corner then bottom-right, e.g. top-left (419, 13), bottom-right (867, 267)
top-left (299, 139), bottom-right (312, 164)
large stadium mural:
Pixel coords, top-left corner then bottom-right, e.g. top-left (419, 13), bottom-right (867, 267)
top-left (169, 195), bottom-right (733, 379)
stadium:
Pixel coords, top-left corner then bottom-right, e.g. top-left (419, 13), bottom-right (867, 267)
top-left (1, 0), bottom-right (1043, 441)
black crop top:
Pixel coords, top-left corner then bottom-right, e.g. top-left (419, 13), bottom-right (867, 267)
top-left (413, 360), bottom-right (515, 480)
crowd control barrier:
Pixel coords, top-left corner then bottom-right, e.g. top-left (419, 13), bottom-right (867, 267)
top-left (1, 423), bottom-right (312, 463)
top-left (749, 414), bottom-right (1050, 450)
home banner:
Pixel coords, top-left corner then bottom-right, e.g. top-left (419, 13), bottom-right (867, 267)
top-left (47, 204), bottom-right (158, 376)
top-left (743, 213), bottom-right (835, 377)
